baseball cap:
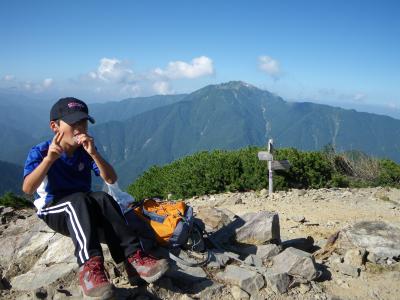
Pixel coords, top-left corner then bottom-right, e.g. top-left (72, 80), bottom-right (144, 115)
top-left (50, 97), bottom-right (95, 125)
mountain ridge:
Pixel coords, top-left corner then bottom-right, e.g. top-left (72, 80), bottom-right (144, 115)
top-left (1, 81), bottom-right (400, 189)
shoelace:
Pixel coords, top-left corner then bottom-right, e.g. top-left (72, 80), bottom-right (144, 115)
top-left (85, 259), bottom-right (108, 283)
top-left (130, 251), bottom-right (156, 264)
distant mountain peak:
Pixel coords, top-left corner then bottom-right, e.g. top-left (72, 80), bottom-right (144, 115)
top-left (215, 81), bottom-right (257, 90)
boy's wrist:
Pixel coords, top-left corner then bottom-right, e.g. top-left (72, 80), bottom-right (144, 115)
top-left (43, 156), bottom-right (56, 164)
top-left (90, 151), bottom-right (100, 159)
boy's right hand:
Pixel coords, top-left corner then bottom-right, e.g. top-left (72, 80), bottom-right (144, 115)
top-left (46, 132), bottom-right (64, 163)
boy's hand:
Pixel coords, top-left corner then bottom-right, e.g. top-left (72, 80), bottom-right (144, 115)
top-left (76, 134), bottom-right (97, 156)
top-left (47, 132), bottom-right (64, 162)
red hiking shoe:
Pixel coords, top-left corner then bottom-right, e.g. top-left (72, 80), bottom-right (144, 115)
top-left (79, 256), bottom-right (114, 299)
top-left (126, 250), bottom-right (169, 283)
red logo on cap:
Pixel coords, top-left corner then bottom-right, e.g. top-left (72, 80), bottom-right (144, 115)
top-left (68, 102), bottom-right (85, 109)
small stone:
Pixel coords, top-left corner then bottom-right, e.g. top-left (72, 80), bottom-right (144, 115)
top-left (387, 258), bottom-right (395, 265)
top-left (194, 282), bottom-right (223, 299)
top-left (1, 207), bottom-right (14, 215)
top-left (344, 248), bottom-right (366, 267)
top-left (180, 295), bottom-right (194, 300)
top-left (332, 262), bottom-right (360, 277)
top-left (296, 190), bottom-right (307, 196)
top-left (298, 283), bottom-right (311, 294)
top-left (230, 285), bottom-right (250, 300)
top-left (292, 216), bottom-right (306, 223)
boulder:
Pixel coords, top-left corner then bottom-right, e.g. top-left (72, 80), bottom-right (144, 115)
top-left (196, 207), bottom-right (232, 231)
top-left (234, 211), bottom-right (280, 245)
top-left (216, 265), bottom-right (264, 295)
top-left (264, 272), bottom-right (290, 294)
top-left (337, 221), bottom-right (400, 262)
top-left (270, 247), bottom-right (318, 281)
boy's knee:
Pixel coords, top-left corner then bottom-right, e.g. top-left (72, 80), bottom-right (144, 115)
top-left (90, 191), bottom-right (114, 202)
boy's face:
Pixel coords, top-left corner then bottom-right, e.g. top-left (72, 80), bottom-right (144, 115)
top-left (50, 119), bottom-right (88, 146)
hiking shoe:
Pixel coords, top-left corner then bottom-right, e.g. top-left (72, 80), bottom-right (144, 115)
top-left (126, 249), bottom-right (169, 283)
top-left (79, 256), bottom-right (114, 299)
top-left (123, 261), bottom-right (147, 286)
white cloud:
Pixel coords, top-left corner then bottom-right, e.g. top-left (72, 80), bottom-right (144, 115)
top-left (353, 93), bottom-right (366, 102)
top-left (152, 81), bottom-right (172, 95)
top-left (43, 78), bottom-right (54, 88)
top-left (258, 55), bottom-right (281, 79)
top-left (3, 74), bottom-right (15, 81)
top-left (154, 56), bottom-right (214, 79)
top-left (92, 57), bottom-right (135, 83)
top-left (1, 55), bottom-right (215, 101)
top-left (386, 102), bottom-right (399, 109)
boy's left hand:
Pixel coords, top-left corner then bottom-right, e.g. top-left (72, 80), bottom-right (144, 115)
top-left (76, 134), bottom-right (97, 156)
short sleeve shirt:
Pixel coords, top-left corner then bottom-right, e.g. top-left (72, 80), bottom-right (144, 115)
top-left (24, 140), bottom-right (100, 210)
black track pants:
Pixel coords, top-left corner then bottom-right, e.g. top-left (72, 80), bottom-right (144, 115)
top-left (38, 191), bottom-right (140, 266)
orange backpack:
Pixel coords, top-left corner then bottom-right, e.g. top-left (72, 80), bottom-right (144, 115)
top-left (133, 199), bottom-right (194, 248)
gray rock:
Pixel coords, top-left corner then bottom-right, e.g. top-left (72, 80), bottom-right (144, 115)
top-left (230, 285), bottom-right (250, 300)
top-left (331, 262), bottom-right (360, 277)
top-left (179, 295), bottom-right (195, 300)
top-left (367, 252), bottom-right (379, 264)
top-left (264, 272), bottom-right (290, 294)
top-left (259, 189), bottom-right (268, 197)
top-left (233, 244), bottom-right (280, 261)
top-left (244, 255), bottom-right (263, 267)
top-left (344, 248), bottom-right (366, 267)
top-left (270, 247), bottom-right (318, 281)
top-left (298, 283), bottom-right (311, 294)
top-left (215, 195), bottom-right (243, 207)
top-left (216, 265), bottom-right (264, 295)
top-left (1, 207), bottom-right (14, 215)
top-left (196, 207), bottom-right (232, 231)
top-left (207, 249), bottom-right (231, 268)
top-left (292, 216), bottom-right (306, 223)
top-left (10, 262), bottom-right (77, 291)
top-left (282, 236), bottom-right (314, 252)
top-left (166, 263), bottom-right (208, 286)
top-left (338, 221), bottom-right (400, 261)
top-left (235, 211), bottom-right (280, 245)
top-left (194, 282), bottom-right (224, 299)
top-left (296, 190), bottom-right (307, 196)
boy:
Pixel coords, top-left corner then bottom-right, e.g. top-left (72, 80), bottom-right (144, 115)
top-left (22, 97), bottom-right (168, 299)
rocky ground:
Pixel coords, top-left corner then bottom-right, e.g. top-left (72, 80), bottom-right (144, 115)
top-left (1, 187), bottom-right (399, 300)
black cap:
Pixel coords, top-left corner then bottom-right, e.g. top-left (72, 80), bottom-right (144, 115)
top-left (50, 97), bottom-right (95, 125)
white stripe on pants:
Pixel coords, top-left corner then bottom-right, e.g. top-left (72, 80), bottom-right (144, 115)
top-left (39, 201), bottom-right (89, 264)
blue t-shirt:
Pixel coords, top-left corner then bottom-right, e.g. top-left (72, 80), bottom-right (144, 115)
top-left (23, 140), bottom-right (100, 210)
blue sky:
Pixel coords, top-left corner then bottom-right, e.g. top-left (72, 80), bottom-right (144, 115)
top-left (0, 0), bottom-right (399, 116)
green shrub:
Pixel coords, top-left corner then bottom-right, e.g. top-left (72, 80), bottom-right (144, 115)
top-left (127, 147), bottom-right (400, 200)
top-left (0, 192), bottom-right (33, 209)
top-left (378, 159), bottom-right (400, 187)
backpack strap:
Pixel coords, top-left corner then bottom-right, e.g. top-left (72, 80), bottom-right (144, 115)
top-left (168, 249), bottom-right (211, 267)
top-left (168, 223), bottom-right (211, 267)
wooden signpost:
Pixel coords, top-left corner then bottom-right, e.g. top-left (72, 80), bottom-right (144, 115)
top-left (258, 139), bottom-right (291, 195)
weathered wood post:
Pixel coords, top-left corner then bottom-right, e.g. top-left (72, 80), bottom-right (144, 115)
top-left (258, 139), bottom-right (291, 196)
top-left (268, 139), bottom-right (274, 195)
